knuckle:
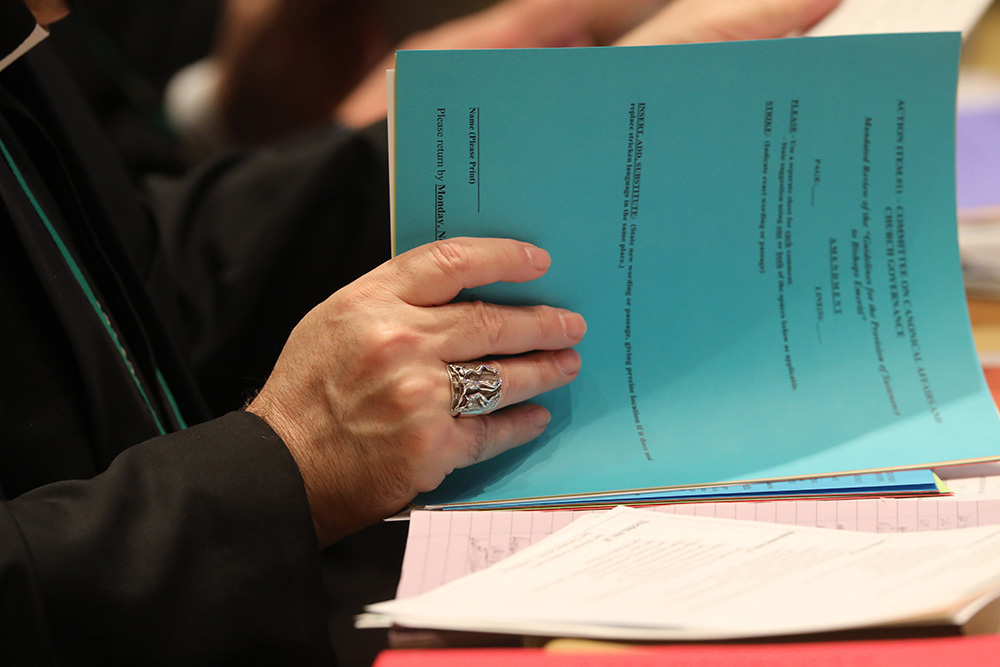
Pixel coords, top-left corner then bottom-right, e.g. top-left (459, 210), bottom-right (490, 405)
top-left (535, 304), bottom-right (560, 335)
top-left (469, 300), bottom-right (504, 346)
top-left (428, 239), bottom-right (473, 282)
top-left (361, 322), bottom-right (423, 364)
top-left (392, 373), bottom-right (443, 411)
top-left (465, 418), bottom-right (491, 464)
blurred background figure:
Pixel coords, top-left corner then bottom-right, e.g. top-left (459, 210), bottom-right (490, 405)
top-left (48, 0), bottom-right (671, 173)
top-left (48, 0), bottom-right (839, 178)
top-left (173, 0), bottom-right (840, 144)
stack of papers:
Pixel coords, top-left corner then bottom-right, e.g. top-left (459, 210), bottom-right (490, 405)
top-left (368, 506), bottom-right (1000, 639)
top-left (427, 471), bottom-right (944, 510)
top-left (389, 486), bottom-right (1000, 603)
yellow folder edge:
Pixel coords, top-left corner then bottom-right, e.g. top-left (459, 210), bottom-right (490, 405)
top-left (388, 56), bottom-right (398, 258)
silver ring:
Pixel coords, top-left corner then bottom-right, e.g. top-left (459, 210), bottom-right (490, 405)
top-left (447, 362), bottom-right (503, 416)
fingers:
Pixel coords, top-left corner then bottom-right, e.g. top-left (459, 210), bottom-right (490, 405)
top-left (433, 302), bottom-right (587, 361)
top-left (475, 0), bottom-right (594, 49)
top-left (453, 404), bottom-right (555, 470)
top-left (400, 0), bottom-right (593, 51)
top-left (577, 0), bottom-right (667, 44)
top-left (437, 349), bottom-right (580, 470)
top-left (616, 0), bottom-right (842, 46)
top-left (468, 349), bottom-right (583, 413)
top-left (492, 349), bottom-right (582, 410)
top-left (381, 237), bottom-right (553, 307)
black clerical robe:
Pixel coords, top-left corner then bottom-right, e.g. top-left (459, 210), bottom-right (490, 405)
top-left (0, 3), bottom-right (389, 663)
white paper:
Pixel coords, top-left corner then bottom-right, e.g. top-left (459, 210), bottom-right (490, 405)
top-left (943, 475), bottom-right (1000, 500)
top-left (370, 506), bottom-right (1000, 640)
top-left (0, 24), bottom-right (48, 74)
top-left (805, 0), bottom-right (992, 37)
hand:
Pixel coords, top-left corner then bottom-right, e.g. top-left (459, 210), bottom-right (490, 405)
top-left (23, 0), bottom-right (71, 26)
top-left (247, 238), bottom-right (586, 548)
top-left (615, 0), bottom-right (841, 46)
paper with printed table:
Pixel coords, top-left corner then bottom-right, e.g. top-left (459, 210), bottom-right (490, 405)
top-left (389, 32), bottom-right (1000, 509)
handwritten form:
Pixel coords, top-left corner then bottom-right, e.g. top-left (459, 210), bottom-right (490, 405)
top-left (397, 494), bottom-right (1000, 599)
top-left (373, 507), bottom-right (1000, 641)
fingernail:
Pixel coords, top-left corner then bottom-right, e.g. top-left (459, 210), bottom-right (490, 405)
top-left (560, 311), bottom-right (587, 340)
top-left (553, 348), bottom-right (582, 376)
top-left (529, 406), bottom-right (552, 430)
top-left (524, 245), bottom-right (551, 272)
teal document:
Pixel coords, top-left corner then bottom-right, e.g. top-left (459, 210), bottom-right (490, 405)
top-left (392, 33), bottom-right (1000, 508)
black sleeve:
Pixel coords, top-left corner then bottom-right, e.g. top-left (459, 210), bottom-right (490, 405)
top-left (146, 122), bottom-right (392, 414)
top-left (1, 412), bottom-right (333, 666)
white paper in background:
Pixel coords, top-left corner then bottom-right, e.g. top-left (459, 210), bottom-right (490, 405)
top-left (942, 475), bottom-right (1000, 499)
top-left (805, 0), bottom-right (994, 37)
top-left (0, 24), bottom-right (48, 73)
top-left (370, 506), bottom-right (1000, 641)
